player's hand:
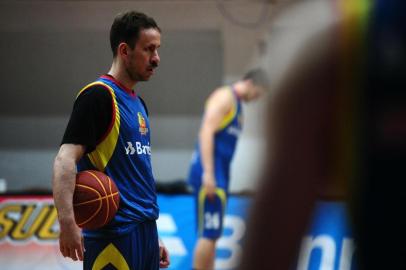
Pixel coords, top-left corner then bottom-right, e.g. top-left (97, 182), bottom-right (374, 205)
top-left (203, 172), bottom-right (217, 199)
top-left (59, 218), bottom-right (84, 261)
top-left (159, 238), bottom-right (170, 268)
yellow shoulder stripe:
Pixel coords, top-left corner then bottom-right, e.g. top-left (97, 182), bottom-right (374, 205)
top-left (78, 81), bottom-right (121, 172)
top-left (76, 81), bottom-right (107, 98)
top-left (218, 87), bottom-right (237, 131)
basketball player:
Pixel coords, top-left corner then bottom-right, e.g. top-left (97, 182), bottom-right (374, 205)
top-left (52, 11), bottom-right (170, 269)
top-left (188, 69), bottom-right (270, 270)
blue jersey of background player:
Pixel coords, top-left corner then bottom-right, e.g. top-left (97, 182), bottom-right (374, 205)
top-left (187, 69), bottom-right (270, 270)
top-left (52, 11), bottom-right (170, 269)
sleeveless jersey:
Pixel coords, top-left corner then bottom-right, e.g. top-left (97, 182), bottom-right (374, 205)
top-left (77, 75), bottom-right (158, 237)
top-left (188, 86), bottom-right (243, 190)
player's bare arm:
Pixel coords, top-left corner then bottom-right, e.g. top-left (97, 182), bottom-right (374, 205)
top-left (52, 144), bottom-right (86, 261)
top-left (199, 88), bottom-right (233, 198)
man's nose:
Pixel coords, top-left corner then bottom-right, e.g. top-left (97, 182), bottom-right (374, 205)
top-left (151, 51), bottom-right (160, 66)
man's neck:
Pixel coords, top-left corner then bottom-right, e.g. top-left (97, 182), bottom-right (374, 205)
top-left (108, 61), bottom-right (137, 90)
top-left (232, 81), bottom-right (246, 100)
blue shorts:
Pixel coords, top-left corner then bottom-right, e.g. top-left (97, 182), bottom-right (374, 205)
top-left (195, 187), bottom-right (227, 240)
top-left (83, 220), bottom-right (159, 270)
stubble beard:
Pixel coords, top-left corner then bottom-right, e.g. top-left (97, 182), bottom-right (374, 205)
top-left (126, 59), bottom-right (149, 82)
top-left (126, 66), bottom-right (147, 82)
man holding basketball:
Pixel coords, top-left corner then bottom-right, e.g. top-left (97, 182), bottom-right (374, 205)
top-left (187, 69), bottom-right (269, 270)
top-left (52, 11), bottom-right (170, 269)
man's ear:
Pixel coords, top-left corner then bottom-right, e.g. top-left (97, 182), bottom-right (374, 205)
top-left (118, 42), bottom-right (129, 59)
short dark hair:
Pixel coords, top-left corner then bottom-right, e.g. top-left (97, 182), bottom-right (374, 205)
top-left (110, 11), bottom-right (161, 57)
top-left (243, 68), bottom-right (271, 89)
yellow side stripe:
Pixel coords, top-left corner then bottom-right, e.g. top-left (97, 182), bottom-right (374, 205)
top-left (198, 187), bottom-right (227, 236)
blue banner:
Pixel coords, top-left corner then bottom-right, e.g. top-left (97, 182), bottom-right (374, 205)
top-left (297, 202), bottom-right (356, 270)
top-left (157, 194), bottom-right (251, 270)
top-left (157, 196), bottom-right (356, 270)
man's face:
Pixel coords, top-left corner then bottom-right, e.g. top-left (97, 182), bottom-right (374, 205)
top-left (126, 28), bottom-right (161, 82)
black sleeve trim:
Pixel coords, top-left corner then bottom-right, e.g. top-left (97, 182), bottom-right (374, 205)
top-left (61, 84), bottom-right (113, 154)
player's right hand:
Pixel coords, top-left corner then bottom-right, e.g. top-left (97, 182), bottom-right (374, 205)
top-left (159, 238), bottom-right (170, 268)
top-left (203, 172), bottom-right (217, 199)
top-left (58, 218), bottom-right (84, 261)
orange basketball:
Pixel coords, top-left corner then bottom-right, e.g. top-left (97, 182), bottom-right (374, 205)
top-left (73, 170), bottom-right (120, 230)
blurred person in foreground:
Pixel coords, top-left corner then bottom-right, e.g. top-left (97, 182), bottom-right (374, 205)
top-left (52, 11), bottom-right (170, 269)
top-left (187, 69), bottom-right (270, 270)
top-left (239, 0), bottom-right (406, 269)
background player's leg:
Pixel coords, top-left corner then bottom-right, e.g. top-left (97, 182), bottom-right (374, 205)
top-left (193, 187), bottom-right (226, 270)
top-left (193, 237), bottom-right (216, 270)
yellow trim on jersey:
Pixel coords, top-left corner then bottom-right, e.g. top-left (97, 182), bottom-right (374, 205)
top-left (76, 82), bottom-right (107, 98)
top-left (198, 187), bottom-right (227, 236)
top-left (92, 243), bottom-right (129, 270)
top-left (218, 87), bottom-right (237, 131)
top-left (76, 82), bottom-right (121, 171)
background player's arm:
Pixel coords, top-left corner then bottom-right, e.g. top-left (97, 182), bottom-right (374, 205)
top-left (52, 143), bottom-right (86, 261)
top-left (199, 88), bottom-right (233, 197)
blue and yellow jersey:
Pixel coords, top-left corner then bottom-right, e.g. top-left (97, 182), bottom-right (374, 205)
top-left (77, 75), bottom-right (158, 237)
top-left (188, 86), bottom-right (243, 191)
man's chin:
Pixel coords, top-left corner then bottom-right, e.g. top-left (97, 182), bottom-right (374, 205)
top-left (134, 76), bottom-right (150, 82)
top-left (141, 73), bottom-right (153, 81)
top-left (130, 73), bottom-right (151, 82)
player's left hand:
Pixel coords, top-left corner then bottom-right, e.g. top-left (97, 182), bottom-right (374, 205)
top-left (159, 238), bottom-right (170, 268)
top-left (202, 172), bottom-right (217, 200)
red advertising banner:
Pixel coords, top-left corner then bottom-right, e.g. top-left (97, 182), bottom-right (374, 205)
top-left (0, 195), bottom-right (81, 270)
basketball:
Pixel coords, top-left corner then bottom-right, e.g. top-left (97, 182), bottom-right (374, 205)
top-left (73, 170), bottom-right (120, 230)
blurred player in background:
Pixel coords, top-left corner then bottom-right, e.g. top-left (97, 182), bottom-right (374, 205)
top-left (188, 69), bottom-right (270, 270)
top-left (240, 0), bottom-right (406, 269)
top-left (52, 11), bottom-right (170, 269)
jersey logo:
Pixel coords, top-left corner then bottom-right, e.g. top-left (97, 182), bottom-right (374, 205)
top-left (138, 112), bottom-right (149, 135)
top-left (226, 126), bottom-right (241, 137)
top-left (125, 142), bottom-right (136, 155)
top-left (125, 141), bottom-right (151, 156)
